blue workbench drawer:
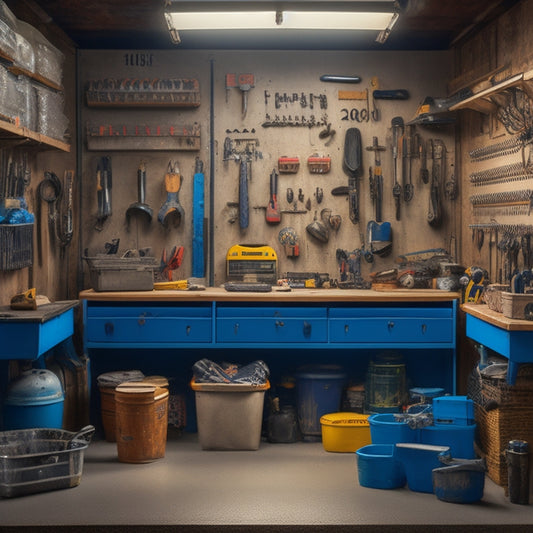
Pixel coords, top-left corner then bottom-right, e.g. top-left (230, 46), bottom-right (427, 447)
top-left (329, 307), bottom-right (453, 344)
top-left (85, 305), bottom-right (212, 343)
top-left (216, 306), bottom-right (327, 343)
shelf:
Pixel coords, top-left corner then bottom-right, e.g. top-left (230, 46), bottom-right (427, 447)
top-left (0, 51), bottom-right (63, 92)
top-left (85, 78), bottom-right (200, 108)
top-left (0, 119), bottom-right (70, 152)
top-left (450, 69), bottom-right (533, 114)
top-left (86, 123), bottom-right (200, 151)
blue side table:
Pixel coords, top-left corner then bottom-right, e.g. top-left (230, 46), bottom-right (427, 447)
top-left (0, 301), bottom-right (78, 362)
top-left (463, 303), bottom-right (533, 385)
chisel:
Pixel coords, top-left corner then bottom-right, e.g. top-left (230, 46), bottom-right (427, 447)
top-left (373, 89), bottom-right (410, 100)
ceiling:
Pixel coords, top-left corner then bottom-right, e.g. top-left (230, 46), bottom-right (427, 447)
top-left (12, 0), bottom-right (523, 51)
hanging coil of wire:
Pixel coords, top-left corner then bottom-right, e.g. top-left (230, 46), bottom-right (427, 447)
top-left (37, 171), bottom-right (73, 254)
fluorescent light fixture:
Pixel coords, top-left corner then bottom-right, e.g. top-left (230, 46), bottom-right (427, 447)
top-left (164, 1), bottom-right (400, 43)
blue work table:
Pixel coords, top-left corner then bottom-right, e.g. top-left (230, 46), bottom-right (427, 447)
top-left (462, 302), bottom-right (533, 385)
top-left (80, 288), bottom-right (459, 394)
top-left (0, 300), bottom-right (78, 361)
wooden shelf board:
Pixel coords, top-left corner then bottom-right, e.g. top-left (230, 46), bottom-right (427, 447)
top-left (0, 119), bottom-right (70, 152)
top-left (450, 70), bottom-right (533, 114)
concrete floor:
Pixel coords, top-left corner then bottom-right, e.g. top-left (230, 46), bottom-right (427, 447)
top-left (2, 430), bottom-right (533, 532)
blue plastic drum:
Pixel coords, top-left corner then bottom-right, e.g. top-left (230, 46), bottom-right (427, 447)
top-left (3, 369), bottom-right (64, 430)
top-left (295, 365), bottom-right (347, 440)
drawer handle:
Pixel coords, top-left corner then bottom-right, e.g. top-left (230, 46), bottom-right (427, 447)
top-left (104, 322), bottom-right (114, 336)
top-left (186, 325), bottom-right (191, 336)
top-left (421, 324), bottom-right (427, 334)
top-left (388, 321), bottom-right (395, 331)
top-left (234, 323), bottom-right (239, 335)
top-left (344, 324), bottom-right (349, 334)
top-left (303, 321), bottom-right (311, 337)
top-left (275, 320), bottom-right (285, 328)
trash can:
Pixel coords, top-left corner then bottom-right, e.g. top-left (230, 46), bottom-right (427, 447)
top-left (295, 365), bottom-right (347, 441)
top-left (96, 370), bottom-right (145, 442)
top-left (191, 379), bottom-right (270, 450)
top-left (3, 369), bottom-right (64, 430)
top-left (115, 382), bottom-right (169, 463)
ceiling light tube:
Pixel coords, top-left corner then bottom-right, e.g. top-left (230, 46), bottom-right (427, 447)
top-left (164, 1), bottom-right (401, 42)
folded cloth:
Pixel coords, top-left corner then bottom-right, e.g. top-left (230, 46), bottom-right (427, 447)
top-left (192, 358), bottom-right (269, 385)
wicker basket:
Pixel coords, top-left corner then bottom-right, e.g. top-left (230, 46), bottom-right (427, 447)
top-left (482, 284), bottom-right (509, 313)
top-left (470, 366), bottom-right (533, 488)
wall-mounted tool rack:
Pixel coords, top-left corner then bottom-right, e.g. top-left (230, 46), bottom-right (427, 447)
top-left (85, 78), bottom-right (201, 107)
top-left (86, 123), bottom-right (201, 151)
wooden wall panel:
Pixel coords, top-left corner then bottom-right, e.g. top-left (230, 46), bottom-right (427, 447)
top-left (78, 49), bottom-right (454, 288)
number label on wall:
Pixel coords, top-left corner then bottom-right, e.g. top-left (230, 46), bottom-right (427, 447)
top-left (124, 53), bottom-right (154, 67)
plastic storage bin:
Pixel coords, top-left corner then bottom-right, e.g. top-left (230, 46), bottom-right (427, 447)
top-left (320, 412), bottom-right (371, 452)
top-left (191, 379), bottom-right (270, 450)
top-left (0, 425), bottom-right (94, 498)
top-left (295, 365), bottom-right (347, 440)
top-left (433, 395), bottom-right (474, 426)
top-left (420, 424), bottom-right (476, 459)
top-left (394, 443), bottom-right (451, 493)
top-left (368, 413), bottom-right (420, 444)
top-left (2, 369), bottom-right (64, 430)
top-left (356, 444), bottom-right (406, 489)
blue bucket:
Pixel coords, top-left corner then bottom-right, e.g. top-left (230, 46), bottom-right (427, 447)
top-left (368, 413), bottom-right (420, 444)
top-left (356, 444), bottom-right (406, 489)
top-left (394, 443), bottom-right (451, 493)
top-left (420, 424), bottom-right (476, 459)
top-left (432, 461), bottom-right (485, 503)
top-left (2, 369), bottom-right (64, 430)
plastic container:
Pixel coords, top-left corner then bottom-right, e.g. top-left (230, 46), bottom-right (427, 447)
top-left (368, 413), bottom-right (420, 444)
top-left (0, 425), bottom-right (94, 498)
top-left (420, 424), bottom-right (476, 459)
top-left (432, 459), bottom-right (486, 503)
top-left (295, 365), bottom-right (347, 440)
top-left (432, 395), bottom-right (474, 426)
top-left (394, 443), bottom-right (451, 493)
top-left (409, 387), bottom-right (445, 404)
top-left (191, 379), bottom-right (270, 450)
top-left (365, 353), bottom-right (406, 413)
top-left (356, 444), bottom-right (406, 489)
top-left (320, 412), bottom-right (371, 452)
top-left (3, 369), bottom-right (64, 430)
top-left (267, 405), bottom-right (299, 443)
top-left (115, 382), bottom-right (169, 463)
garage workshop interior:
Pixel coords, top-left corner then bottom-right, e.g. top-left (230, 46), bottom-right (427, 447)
top-left (4, 1), bottom-right (533, 531)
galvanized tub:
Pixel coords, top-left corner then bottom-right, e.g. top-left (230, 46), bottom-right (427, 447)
top-left (0, 425), bottom-right (94, 498)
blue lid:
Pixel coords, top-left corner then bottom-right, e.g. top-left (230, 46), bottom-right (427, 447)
top-left (5, 369), bottom-right (64, 406)
top-left (295, 364), bottom-right (347, 380)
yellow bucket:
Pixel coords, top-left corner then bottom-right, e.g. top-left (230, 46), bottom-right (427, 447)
top-left (320, 412), bottom-right (371, 453)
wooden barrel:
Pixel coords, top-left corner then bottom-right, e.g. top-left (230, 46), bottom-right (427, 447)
top-left (115, 382), bottom-right (169, 463)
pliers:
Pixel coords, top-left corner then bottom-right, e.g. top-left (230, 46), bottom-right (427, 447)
top-left (160, 245), bottom-right (184, 280)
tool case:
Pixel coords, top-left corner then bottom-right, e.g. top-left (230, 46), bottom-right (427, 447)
top-left (84, 256), bottom-right (158, 291)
